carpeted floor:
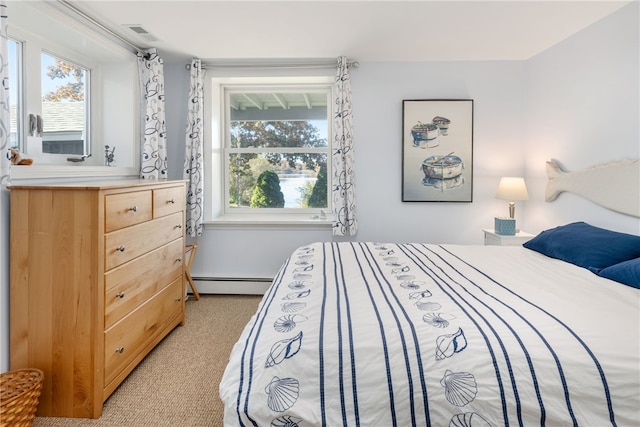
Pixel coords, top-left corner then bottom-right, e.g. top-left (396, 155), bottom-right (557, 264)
top-left (33, 294), bottom-right (262, 427)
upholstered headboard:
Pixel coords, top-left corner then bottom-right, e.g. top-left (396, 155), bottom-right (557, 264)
top-left (546, 159), bottom-right (640, 218)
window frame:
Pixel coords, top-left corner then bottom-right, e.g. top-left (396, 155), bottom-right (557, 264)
top-left (207, 74), bottom-right (335, 225)
top-left (8, 38), bottom-right (24, 152)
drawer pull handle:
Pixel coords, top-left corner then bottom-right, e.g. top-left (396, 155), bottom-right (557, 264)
top-left (167, 199), bottom-right (175, 204)
top-left (116, 292), bottom-right (125, 299)
top-left (175, 224), bottom-right (182, 229)
top-left (115, 347), bottom-right (125, 354)
top-left (129, 206), bottom-right (138, 212)
top-left (176, 257), bottom-right (182, 263)
top-left (175, 298), bottom-right (182, 302)
top-left (116, 245), bottom-right (126, 252)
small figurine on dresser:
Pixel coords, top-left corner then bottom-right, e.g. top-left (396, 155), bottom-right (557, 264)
top-left (7, 148), bottom-right (33, 165)
top-left (105, 145), bottom-right (115, 166)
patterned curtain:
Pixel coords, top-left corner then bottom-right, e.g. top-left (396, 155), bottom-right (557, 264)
top-left (137, 48), bottom-right (167, 179)
top-left (183, 58), bottom-right (204, 237)
top-left (0, 1), bottom-right (9, 187)
top-left (332, 56), bottom-right (357, 236)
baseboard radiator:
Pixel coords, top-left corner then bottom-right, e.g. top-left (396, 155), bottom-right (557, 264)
top-left (191, 276), bottom-right (272, 295)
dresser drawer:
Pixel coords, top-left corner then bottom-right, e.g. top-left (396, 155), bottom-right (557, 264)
top-left (105, 191), bottom-right (153, 232)
top-left (105, 212), bottom-right (184, 270)
top-left (104, 277), bottom-right (183, 385)
top-left (153, 186), bottom-right (185, 218)
top-left (104, 239), bottom-right (184, 328)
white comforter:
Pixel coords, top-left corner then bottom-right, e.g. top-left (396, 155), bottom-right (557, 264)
top-left (219, 242), bottom-right (640, 427)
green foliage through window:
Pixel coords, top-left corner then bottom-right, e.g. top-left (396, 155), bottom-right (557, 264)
top-left (228, 120), bottom-right (328, 209)
top-left (250, 170), bottom-right (285, 208)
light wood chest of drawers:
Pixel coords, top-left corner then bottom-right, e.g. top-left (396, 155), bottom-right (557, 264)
top-left (9, 180), bottom-right (187, 418)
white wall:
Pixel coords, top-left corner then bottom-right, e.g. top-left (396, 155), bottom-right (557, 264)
top-left (159, 60), bottom-right (527, 283)
top-left (351, 61), bottom-right (527, 244)
top-left (157, 2), bottom-right (638, 285)
top-left (524, 1), bottom-right (639, 235)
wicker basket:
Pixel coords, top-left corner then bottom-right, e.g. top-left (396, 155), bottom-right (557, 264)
top-left (0, 369), bottom-right (44, 426)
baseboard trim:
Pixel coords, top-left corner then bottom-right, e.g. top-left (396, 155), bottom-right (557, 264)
top-left (191, 277), bottom-right (271, 295)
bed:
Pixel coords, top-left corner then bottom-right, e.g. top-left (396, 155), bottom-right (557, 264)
top-left (219, 223), bottom-right (640, 426)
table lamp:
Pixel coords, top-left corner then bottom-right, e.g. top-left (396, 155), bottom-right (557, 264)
top-left (495, 177), bottom-right (528, 235)
top-left (496, 177), bottom-right (529, 218)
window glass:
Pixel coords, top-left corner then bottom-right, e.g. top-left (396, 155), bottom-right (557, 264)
top-left (225, 89), bottom-right (330, 212)
top-left (41, 52), bottom-right (88, 155)
top-left (8, 39), bottom-right (21, 149)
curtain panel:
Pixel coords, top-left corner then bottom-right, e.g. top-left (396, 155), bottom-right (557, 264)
top-left (137, 48), bottom-right (168, 180)
top-left (183, 58), bottom-right (204, 237)
top-left (331, 56), bottom-right (357, 236)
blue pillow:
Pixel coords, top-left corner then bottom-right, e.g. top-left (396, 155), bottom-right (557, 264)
top-left (523, 222), bottom-right (640, 270)
top-left (593, 258), bottom-right (640, 289)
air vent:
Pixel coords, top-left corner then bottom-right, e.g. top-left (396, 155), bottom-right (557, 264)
top-left (124, 24), bottom-right (159, 42)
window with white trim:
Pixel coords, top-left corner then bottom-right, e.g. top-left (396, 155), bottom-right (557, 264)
top-left (8, 39), bottom-right (22, 150)
top-left (41, 52), bottom-right (89, 156)
top-left (209, 75), bottom-right (334, 221)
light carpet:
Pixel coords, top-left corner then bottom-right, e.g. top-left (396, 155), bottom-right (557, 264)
top-left (33, 294), bottom-right (262, 427)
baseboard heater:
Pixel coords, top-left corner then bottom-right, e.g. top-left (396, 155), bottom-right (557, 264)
top-left (191, 276), bottom-right (273, 295)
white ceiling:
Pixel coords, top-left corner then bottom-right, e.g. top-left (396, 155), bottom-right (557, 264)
top-left (64, 0), bottom-right (631, 63)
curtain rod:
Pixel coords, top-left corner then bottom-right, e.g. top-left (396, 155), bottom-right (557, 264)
top-left (57, 0), bottom-right (143, 56)
top-left (186, 60), bottom-right (360, 71)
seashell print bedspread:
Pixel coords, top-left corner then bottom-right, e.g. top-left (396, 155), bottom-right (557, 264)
top-left (219, 242), bottom-right (640, 427)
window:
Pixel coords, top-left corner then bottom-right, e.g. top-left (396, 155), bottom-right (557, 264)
top-left (41, 52), bottom-right (89, 156)
top-left (8, 39), bottom-right (22, 150)
top-left (210, 75), bottom-right (334, 222)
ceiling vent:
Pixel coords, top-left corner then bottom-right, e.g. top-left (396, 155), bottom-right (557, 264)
top-left (124, 25), bottom-right (159, 42)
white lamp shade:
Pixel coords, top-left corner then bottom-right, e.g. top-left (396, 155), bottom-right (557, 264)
top-left (496, 177), bottom-right (529, 201)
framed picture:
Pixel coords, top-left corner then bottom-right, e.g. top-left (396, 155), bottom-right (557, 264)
top-left (402, 99), bottom-right (474, 202)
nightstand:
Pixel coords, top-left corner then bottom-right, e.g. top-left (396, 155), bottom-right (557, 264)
top-left (483, 228), bottom-right (534, 246)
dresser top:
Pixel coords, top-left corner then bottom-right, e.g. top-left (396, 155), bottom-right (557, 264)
top-left (8, 179), bottom-right (187, 191)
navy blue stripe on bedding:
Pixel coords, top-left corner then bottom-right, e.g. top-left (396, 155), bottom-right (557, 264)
top-left (235, 255), bottom-right (292, 427)
top-left (354, 242), bottom-right (420, 427)
top-left (318, 243), bottom-right (328, 426)
top-left (346, 242), bottom-right (399, 426)
top-left (333, 243), bottom-right (361, 425)
top-left (329, 242), bottom-right (350, 426)
top-left (437, 245), bottom-right (617, 427)
top-left (399, 244), bottom-right (515, 426)
top-left (414, 244), bottom-right (558, 425)
top-left (320, 242), bottom-right (434, 427)
top-left (358, 242), bottom-right (432, 426)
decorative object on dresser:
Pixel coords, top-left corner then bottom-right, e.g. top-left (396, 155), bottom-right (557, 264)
top-left (8, 180), bottom-right (187, 419)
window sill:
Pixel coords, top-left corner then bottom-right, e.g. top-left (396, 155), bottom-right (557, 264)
top-left (205, 214), bottom-right (332, 230)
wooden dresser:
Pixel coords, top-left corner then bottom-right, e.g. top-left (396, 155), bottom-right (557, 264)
top-left (9, 180), bottom-right (187, 418)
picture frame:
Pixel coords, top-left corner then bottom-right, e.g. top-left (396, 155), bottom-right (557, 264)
top-left (402, 99), bottom-right (474, 202)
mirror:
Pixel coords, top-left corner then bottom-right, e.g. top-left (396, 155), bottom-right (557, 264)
top-left (8, 1), bottom-right (140, 179)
